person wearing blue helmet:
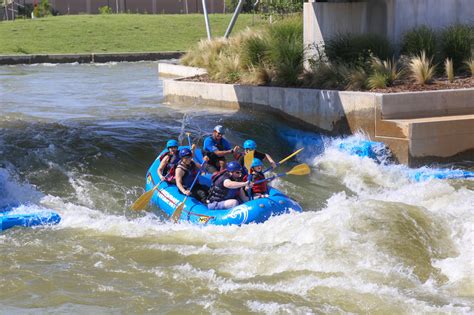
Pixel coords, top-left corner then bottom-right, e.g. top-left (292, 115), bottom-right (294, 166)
top-left (207, 161), bottom-right (253, 210)
top-left (243, 158), bottom-right (270, 198)
top-left (157, 139), bottom-right (180, 182)
top-left (203, 125), bottom-right (239, 174)
top-left (174, 148), bottom-right (208, 203)
top-left (236, 139), bottom-right (277, 170)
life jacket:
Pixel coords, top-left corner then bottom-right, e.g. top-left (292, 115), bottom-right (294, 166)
top-left (176, 160), bottom-right (198, 189)
top-left (250, 170), bottom-right (268, 194)
top-left (207, 170), bottom-right (240, 203)
top-left (158, 151), bottom-right (180, 181)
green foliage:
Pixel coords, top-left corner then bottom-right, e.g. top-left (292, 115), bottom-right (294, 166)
top-left (401, 26), bottom-right (437, 60)
top-left (303, 61), bottom-right (349, 90)
top-left (258, 0), bottom-right (303, 17)
top-left (324, 33), bottom-right (393, 68)
top-left (439, 24), bottom-right (474, 72)
top-left (39, 0), bottom-right (51, 17)
top-left (266, 17), bottom-right (304, 86)
top-left (99, 6), bottom-right (113, 15)
top-left (240, 34), bottom-right (269, 68)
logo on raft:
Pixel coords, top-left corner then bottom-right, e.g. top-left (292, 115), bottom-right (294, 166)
top-left (222, 204), bottom-right (250, 224)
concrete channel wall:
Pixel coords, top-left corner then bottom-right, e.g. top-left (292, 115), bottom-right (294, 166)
top-left (160, 63), bottom-right (474, 166)
top-left (0, 52), bottom-right (182, 65)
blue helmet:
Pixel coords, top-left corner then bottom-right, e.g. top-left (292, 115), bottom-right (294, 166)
top-left (179, 148), bottom-right (192, 158)
top-left (166, 139), bottom-right (179, 148)
top-left (243, 139), bottom-right (257, 150)
top-left (251, 158), bottom-right (263, 168)
top-left (214, 125), bottom-right (225, 134)
top-left (227, 161), bottom-right (242, 172)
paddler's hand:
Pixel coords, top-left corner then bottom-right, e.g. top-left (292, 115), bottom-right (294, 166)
top-left (270, 161), bottom-right (277, 169)
top-left (233, 146), bottom-right (240, 153)
top-left (184, 190), bottom-right (191, 196)
top-left (191, 143), bottom-right (196, 151)
top-left (245, 180), bottom-right (254, 188)
top-left (203, 156), bottom-right (209, 162)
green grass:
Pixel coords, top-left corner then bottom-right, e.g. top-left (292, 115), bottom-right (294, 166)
top-left (0, 14), bottom-right (264, 55)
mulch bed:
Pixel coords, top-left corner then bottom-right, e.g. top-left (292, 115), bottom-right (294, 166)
top-left (181, 74), bottom-right (474, 93)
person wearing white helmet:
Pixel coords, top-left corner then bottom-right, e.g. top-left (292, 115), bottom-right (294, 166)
top-left (202, 125), bottom-right (239, 174)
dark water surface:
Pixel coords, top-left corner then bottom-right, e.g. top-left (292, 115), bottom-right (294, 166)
top-left (0, 62), bottom-right (472, 313)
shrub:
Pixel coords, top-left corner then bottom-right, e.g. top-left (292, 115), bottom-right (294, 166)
top-left (408, 51), bottom-right (436, 85)
top-left (99, 6), bottom-right (113, 14)
top-left (465, 58), bottom-right (474, 77)
top-left (346, 67), bottom-right (368, 90)
top-left (324, 33), bottom-right (393, 67)
top-left (401, 26), bottom-right (437, 60)
top-left (303, 61), bottom-right (349, 90)
top-left (240, 33), bottom-right (269, 69)
top-left (439, 24), bottom-right (474, 72)
top-left (444, 58), bottom-right (454, 82)
top-left (212, 53), bottom-right (241, 83)
top-left (266, 18), bottom-right (304, 86)
top-left (370, 57), bottom-right (403, 87)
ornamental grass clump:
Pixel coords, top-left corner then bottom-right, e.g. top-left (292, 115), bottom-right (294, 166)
top-left (444, 58), bottom-right (454, 83)
top-left (464, 58), bottom-right (474, 77)
top-left (266, 17), bottom-right (305, 86)
top-left (408, 51), bottom-right (436, 85)
top-left (367, 57), bottom-right (403, 89)
top-left (401, 26), bottom-right (437, 60)
top-left (439, 24), bottom-right (474, 73)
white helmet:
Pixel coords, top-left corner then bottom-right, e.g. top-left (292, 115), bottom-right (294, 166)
top-left (213, 125), bottom-right (225, 134)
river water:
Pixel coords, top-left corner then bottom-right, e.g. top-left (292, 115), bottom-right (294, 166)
top-left (0, 62), bottom-right (473, 313)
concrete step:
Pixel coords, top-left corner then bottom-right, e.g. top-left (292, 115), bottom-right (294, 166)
top-left (377, 114), bottom-right (474, 161)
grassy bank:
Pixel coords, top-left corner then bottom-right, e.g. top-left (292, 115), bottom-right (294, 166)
top-left (0, 14), bottom-right (263, 55)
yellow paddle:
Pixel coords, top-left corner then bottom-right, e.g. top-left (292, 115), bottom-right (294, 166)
top-left (263, 148), bottom-right (304, 173)
top-left (131, 180), bottom-right (164, 211)
top-left (244, 149), bottom-right (254, 171)
top-left (255, 163), bottom-right (311, 184)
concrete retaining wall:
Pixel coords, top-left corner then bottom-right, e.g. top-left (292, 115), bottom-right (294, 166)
top-left (0, 52), bottom-right (182, 65)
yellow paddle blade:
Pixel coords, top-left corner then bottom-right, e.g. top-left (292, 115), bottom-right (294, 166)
top-left (244, 150), bottom-right (254, 171)
top-left (286, 163), bottom-right (311, 176)
top-left (170, 196), bottom-right (188, 223)
top-left (278, 148), bottom-right (304, 165)
top-left (131, 185), bottom-right (157, 211)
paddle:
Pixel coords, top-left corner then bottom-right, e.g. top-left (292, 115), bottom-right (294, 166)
top-left (263, 148), bottom-right (304, 174)
top-left (186, 132), bottom-right (192, 147)
top-left (170, 162), bottom-right (207, 223)
top-left (255, 163), bottom-right (311, 184)
top-left (243, 149), bottom-right (255, 199)
top-left (131, 179), bottom-right (165, 211)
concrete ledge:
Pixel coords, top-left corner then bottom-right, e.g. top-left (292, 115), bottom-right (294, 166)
top-left (158, 63), bottom-right (207, 77)
top-left (0, 51), bottom-right (183, 65)
top-left (380, 88), bottom-right (474, 119)
top-left (163, 75), bottom-right (474, 165)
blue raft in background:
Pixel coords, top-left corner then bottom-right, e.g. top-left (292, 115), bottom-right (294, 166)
top-left (145, 147), bottom-right (303, 225)
top-left (0, 204), bottom-right (61, 232)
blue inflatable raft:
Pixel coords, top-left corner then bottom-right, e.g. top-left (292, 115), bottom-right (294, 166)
top-left (0, 205), bottom-right (61, 232)
top-left (145, 147), bottom-right (303, 225)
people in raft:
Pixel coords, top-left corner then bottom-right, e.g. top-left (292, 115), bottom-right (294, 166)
top-left (157, 139), bottom-right (180, 182)
top-left (203, 125), bottom-right (240, 174)
top-left (235, 139), bottom-right (277, 171)
top-left (243, 158), bottom-right (270, 199)
top-left (206, 161), bottom-right (253, 210)
top-left (174, 148), bottom-right (209, 203)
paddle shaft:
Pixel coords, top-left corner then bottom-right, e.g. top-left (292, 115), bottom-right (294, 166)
top-left (263, 148), bottom-right (303, 174)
